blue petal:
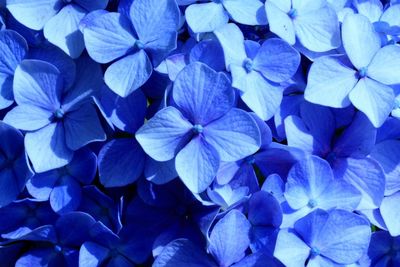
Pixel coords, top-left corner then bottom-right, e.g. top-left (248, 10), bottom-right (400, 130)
top-left (25, 123), bottom-right (73, 173)
top-left (349, 78), bottom-right (394, 127)
top-left (253, 38), bottom-right (300, 83)
top-left (274, 229), bottom-right (309, 267)
top-left (189, 40), bottom-right (225, 72)
top-left (248, 191), bottom-right (282, 227)
top-left (26, 170), bottom-right (59, 200)
top-left (204, 108), bottom-right (261, 161)
top-left (104, 50), bottom-right (152, 97)
top-left (55, 212), bottom-right (96, 246)
top-left (0, 168), bottom-right (22, 208)
top-left (265, 2), bottom-right (295, 45)
top-left (13, 60), bottom-right (62, 110)
top-left (223, 0), bottom-right (267, 26)
top-left (6, 0), bottom-right (62, 30)
top-left (144, 157), bottom-right (177, 185)
top-left (15, 248), bottom-right (62, 267)
top-left (63, 102), bottom-right (106, 151)
top-left (209, 210), bottom-right (251, 266)
top-left (284, 115), bottom-right (315, 154)
top-left (0, 30), bottom-right (28, 75)
top-left (74, 0), bottom-right (108, 11)
top-left (380, 192), bottom-right (400, 236)
top-left (67, 148), bottom-right (97, 184)
top-left (185, 2), bottom-right (228, 33)
top-left (79, 242), bottom-right (110, 267)
top-left (176, 136), bottom-right (220, 193)
top-left (0, 74), bottom-right (13, 109)
top-left (98, 139), bottom-right (145, 187)
top-left (4, 105), bottom-right (52, 131)
top-left (367, 45), bottom-right (400, 85)
top-left (173, 62), bottom-right (234, 125)
top-left (153, 239), bottom-right (215, 267)
top-left (304, 55), bottom-right (358, 108)
top-left (136, 106), bottom-right (192, 162)
top-left (342, 14), bottom-right (381, 69)
top-left (82, 12), bottom-right (136, 64)
top-left (43, 4), bottom-right (86, 58)
top-left (353, 0), bottom-right (383, 22)
top-left (50, 175), bottom-right (82, 214)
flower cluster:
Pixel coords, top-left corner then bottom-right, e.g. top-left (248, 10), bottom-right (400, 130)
top-left (0, 0), bottom-right (399, 266)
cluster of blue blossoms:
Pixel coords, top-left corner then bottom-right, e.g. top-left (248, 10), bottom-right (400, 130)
top-left (0, 0), bottom-right (400, 266)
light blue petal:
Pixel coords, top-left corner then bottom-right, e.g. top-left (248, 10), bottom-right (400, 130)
top-left (214, 23), bottom-right (247, 70)
top-left (98, 139), bottom-right (145, 187)
top-left (74, 0), bottom-right (108, 11)
top-left (13, 60), bottom-right (62, 110)
top-left (317, 179), bottom-right (361, 211)
top-left (253, 38), bottom-right (300, 83)
top-left (293, 4), bottom-right (341, 52)
top-left (82, 12), bottom-right (136, 64)
top-left (0, 30), bottom-right (28, 75)
top-left (268, 0), bottom-right (291, 12)
top-left (209, 210), bottom-right (251, 266)
top-left (26, 170), bottom-right (59, 200)
top-left (136, 106), bottom-right (193, 162)
top-left (265, 2), bottom-right (295, 45)
top-left (380, 192), bottom-right (400, 236)
top-left (342, 14), bottom-right (381, 69)
top-left (304, 55), bottom-right (358, 108)
top-left (349, 78), bottom-right (394, 128)
top-left (353, 0), bottom-right (383, 22)
top-left (0, 73), bottom-right (13, 109)
top-left (274, 229), bottom-right (309, 267)
top-left (175, 136), bottom-right (220, 193)
top-left (367, 45), bottom-right (400, 85)
top-left (204, 108), bottom-right (261, 161)
top-left (64, 103), bottom-right (106, 151)
top-left (173, 62), bottom-right (234, 125)
top-left (6, 0), bottom-right (62, 30)
top-left (223, 0), bottom-right (267, 25)
top-left (380, 4), bottom-right (400, 33)
top-left (291, 0), bottom-right (327, 13)
top-left (334, 158), bottom-right (385, 210)
top-left (285, 113), bottom-right (316, 153)
top-left (104, 50), bottom-right (152, 97)
top-left (79, 242), bottom-right (110, 267)
top-left (50, 176), bottom-right (82, 214)
top-left (185, 2), bottom-right (228, 33)
top-left (25, 123), bottom-right (73, 173)
top-left (4, 105), bottom-right (52, 131)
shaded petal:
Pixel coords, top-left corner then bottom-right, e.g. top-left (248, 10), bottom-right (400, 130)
top-left (223, 0), bottom-right (267, 25)
top-left (214, 23), bottom-right (247, 70)
top-left (248, 191), bottom-right (282, 227)
top-left (136, 106), bottom-right (193, 162)
top-left (67, 148), bottom-right (97, 184)
top-left (79, 242), bottom-right (110, 267)
top-left (13, 60), bottom-right (62, 110)
top-left (104, 50), bottom-right (152, 97)
top-left (342, 14), bottom-right (381, 69)
top-left (367, 45), bottom-right (400, 85)
top-left (175, 136), bottom-right (220, 193)
top-left (43, 4), bottom-right (86, 58)
top-left (265, 2), bottom-right (295, 45)
top-left (55, 212), bottom-right (96, 246)
top-left (185, 2), bottom-right (228, 33)
top-left (64, 103), bottom-right (105, 151)
top-left (380, 192), bottom-right (400, 236)
top-left (0, 30), bottom-right (28, 75)
top-left (294, 5), bottom-right (341, 52)
top-left (144, 158), bottom-right (177, 185)
top-left (173, 62), bottom-right (234, 125)
top-left (98, 139), bottom-right (145, 187)
top-left (74, 0), bottom-right (108, 11)
top-left (50, 176), bottom-right (82, 214)
top-left (204, 108), bottom-right (261, 162)
top-left (6, 0), bottom-right (62, 30)
top-left (209, 210), bottom-right (251, 266)
top-left (25, 123), bottom-right (73, 173)
top-left (274, 229), bottom-right (309, 267)
top-left (304, 55), bottom-right (358, 108)
top-left (253, 38), bottom-right (300, 83)
top-left (4, 105), bottom-right (52, 131)
top-left (0, 73), bottom-right (13, 109)
top-left (82, 12), bottom-right (136, 64)
top-left (0, 169), bottom-right (21, 208)
top-left (349, 78), bottom-right (394, 128)
top-left (26, 170), bottom-right (59, 200)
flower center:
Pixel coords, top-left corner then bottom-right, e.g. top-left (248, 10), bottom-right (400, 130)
top-left (243, 58), bottom-right (253, 73)
top-left (307, 199), bottom-right (318, 208)
top-left (192, 124), bottom-right (203, 134)
top-left (135, 40), bottom-right (145, 50)
top-left (53, 108), bottom-right (65, 120)
top-left (246, 155), bottom-right (256, 165)
top-left (288, 8), bottom-right (298, 19)
top-left (358, 67), bottom-right (368, 79)
top-left (310, 247), bottom-right (321, 257)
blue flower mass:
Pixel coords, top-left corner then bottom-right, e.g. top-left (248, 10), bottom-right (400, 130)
top-left (0, 0), bottom-right (400, 266)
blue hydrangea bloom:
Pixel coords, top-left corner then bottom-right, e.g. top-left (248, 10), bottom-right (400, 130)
top-left (265, 0), bottom-right (341, 52)
top-left (215, 23), bottom-right (301, 120)
top-left (82, 0), bottom-right (180, 97)
top-left (274, 209), bottom-right (371, 267)
top-left (136, 62), bottom-right (261, 193)
top-left (4, 58), bottom-right (106, 172)
top-left (305, 13), bottom-right (400, 127)
top-left (7, 0), bottom-right (109, 58)
top-left (185, 0), bottom-right (267, 33)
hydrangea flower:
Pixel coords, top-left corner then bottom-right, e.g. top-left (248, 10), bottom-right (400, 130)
top-left (265, 0), bottom-right (341, 52)
top-left (82, 0), bottom-right (180, 97)
top-left (136, 62), bottom-right (261, 193)
top-left (215, 23), bottom-right (301, 120)
top-left (305, 13), bottom-right (400, 127)
top-left (4, 58), bottom-right (105, 172)
top-left (185, 0), bottom-right (267, 33)
top-left (6, 0), bottom-right (109, 58)
top-left (274, 209), bottom-right (371, 267)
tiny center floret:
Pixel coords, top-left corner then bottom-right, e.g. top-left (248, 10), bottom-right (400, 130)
top-left (192, 124), bottom-right (203, 134)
